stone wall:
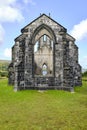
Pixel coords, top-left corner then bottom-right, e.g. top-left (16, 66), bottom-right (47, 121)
top-left (8, 14), bottom-right (82, 91)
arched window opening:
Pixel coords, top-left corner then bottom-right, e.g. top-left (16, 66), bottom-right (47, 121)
top-left (43, 35), bottom-right (47, 42)
top-left (34, 41), bottom-right (39, 52)
top-left (34, 28), bottom-right (54, 77)
top-left (42, 64), bottom-right (47, 76)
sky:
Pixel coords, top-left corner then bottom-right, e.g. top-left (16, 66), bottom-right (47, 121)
top-left (0, 0), bottom-right (87, 69)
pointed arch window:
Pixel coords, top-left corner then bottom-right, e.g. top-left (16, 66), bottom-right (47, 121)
top-left (33, 26), bottom-right (55, 77)
top-left (43, 35), bottom-right (47, 42)
top-left (42, 64), bottom-right (47, 76)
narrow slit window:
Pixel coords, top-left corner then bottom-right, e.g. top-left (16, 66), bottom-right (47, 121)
top-left (43, 35), bottom-right (47, 42)
top-left (34, 41), bottom-right (39, 52)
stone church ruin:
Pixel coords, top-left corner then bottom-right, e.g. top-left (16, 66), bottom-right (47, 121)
top-left (8, 14), bottom-right (82, 91)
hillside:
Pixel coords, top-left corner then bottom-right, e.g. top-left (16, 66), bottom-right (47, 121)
top-left (0, 60), bottom-right (11, 63)
top-left (82, 68), bottom-right (87, 73)
top-left (0, 60), bottom-right (10, 70)
top-left (0, 60), bottom-right (11, 77)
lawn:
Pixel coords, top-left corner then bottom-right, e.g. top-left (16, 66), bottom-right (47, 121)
top-left (0, 79), bottom-right (87, 130)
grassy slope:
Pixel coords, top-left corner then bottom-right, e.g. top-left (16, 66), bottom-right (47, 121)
top-left (0, 60), bottom-right (10, 67)
top-left (0, 79), bottom-right (87, 130)
top-left (0, 60), bottom-right (10, 72)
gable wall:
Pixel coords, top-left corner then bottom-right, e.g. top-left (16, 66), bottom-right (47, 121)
top-left (8, 14), bottom-right (82, 91)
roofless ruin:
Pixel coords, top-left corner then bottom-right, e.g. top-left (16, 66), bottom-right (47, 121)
top-left (8, 14), bottom-right (82, 91)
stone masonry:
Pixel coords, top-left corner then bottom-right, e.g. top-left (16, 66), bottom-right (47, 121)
top-left (8, 14), bottom-right (82, 91)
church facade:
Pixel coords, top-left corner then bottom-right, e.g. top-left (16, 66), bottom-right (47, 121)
top-left (8, 14), bottom-right (82, 91)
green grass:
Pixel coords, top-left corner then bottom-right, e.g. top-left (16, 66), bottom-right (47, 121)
top-left (0, 79), bottom-right (87, 130)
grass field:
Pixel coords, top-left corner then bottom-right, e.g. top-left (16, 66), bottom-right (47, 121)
top-left (0, 79), bottom-right (87, 130)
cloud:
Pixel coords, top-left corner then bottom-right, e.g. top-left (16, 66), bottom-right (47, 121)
top-left (83, 56), bottom-right (87, 62)
top-left (0, 0), bottom-right (24, 23)
top-left (70, 19), bottom-right (87, 41)
top-left (0, 24), bottom-right (5, 44)
top-left (0, 0), bottom-right (17, 6)
top-left (23, 0), bottom-right (36, 5)
top-left (0, 6), bottom-right (24, 23)
top-left (4, 48), bottom-right (11, 58)
top-left (79, 56), bottom-right (87, 69)
top-left (0, 0), bottom-right (35, 45)
top-left (0, 0), bottom-right (24, 44)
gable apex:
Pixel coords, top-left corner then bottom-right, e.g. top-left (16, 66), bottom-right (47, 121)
top-left (21, 13), bottom-right (67, 33)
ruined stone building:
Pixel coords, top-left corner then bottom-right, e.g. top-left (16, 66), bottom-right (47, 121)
top-left (8, 14), bottom-right (82, 91)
